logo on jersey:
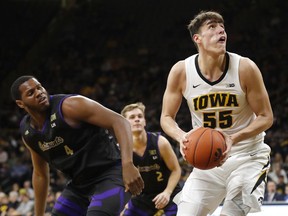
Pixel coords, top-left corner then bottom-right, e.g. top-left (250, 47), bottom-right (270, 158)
top-left (38, 136), bottom-right (64, 151)
top-left (226, 83), bottom-right (235, 88)
top-left (50, 113), bottom-right (57, 128)
top-left (193, 84), bottom-right (201, 88)
top-left (138, 163), bottom-right (160, 172)
top-left (258, 197), bottom-right (264, 204)
top-left (193, 92), bottom-right (239, 111)
top-left (149, 150), bottom-right (157, 156)
top-left (50, 113), bottom-right (56, 122)
top-left (25, 130), bottom-right (29, 135)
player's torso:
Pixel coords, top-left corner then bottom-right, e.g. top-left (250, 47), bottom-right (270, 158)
top-left (133, 132), bottom-right (170, 194)
top-left (184, 52), bottom-right (265, 154)
top-left (20, 94), bottom-right (121, 179)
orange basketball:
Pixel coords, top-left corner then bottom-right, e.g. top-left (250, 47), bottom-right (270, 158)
top-left (184, 127), bottom-right (226, 170)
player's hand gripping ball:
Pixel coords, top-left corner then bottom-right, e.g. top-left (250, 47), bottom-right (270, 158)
top-left (184, 127), bottom-right (226, 169)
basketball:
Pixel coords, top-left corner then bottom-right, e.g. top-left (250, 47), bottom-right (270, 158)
top-left (184, 127), bottom-right (226, 170)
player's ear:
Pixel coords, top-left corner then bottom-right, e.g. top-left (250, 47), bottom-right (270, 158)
top-left (193, 34), bottom-right (200, 44)
top-left (16, 100), bottom-right (25, 109)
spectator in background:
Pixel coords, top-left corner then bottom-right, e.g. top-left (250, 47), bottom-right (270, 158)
top-left (22, 180), bottom-right (34, 200)
top-left (268, 161), bottom-right (288, 184)
top-left (273, 152), bottom-right (284, 164)
top-left (7, 191), bottom-right (20, 213)
top-left (0, 192), bottom-right (9, 216)
top-left (282, 154), bottom-right (288, 173)
top-left (284, 184), bottom-right (288, 202)
top-left (45, 191), bottom-right (56, 214)
top-left (13, 189), bottom-right (34, 216)
top-left (276, 174), bottom-right (286, 195)
top-left (264, 181), bottom-right (284, 202)
top-left (0, 146), bottom-right (8, 165)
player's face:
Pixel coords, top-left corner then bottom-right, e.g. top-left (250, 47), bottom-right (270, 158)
top-left (16, 78), bottom-right (50, 112)
top-left (195, 20), bottom-right (227, 54)
top-left (125, 108), bottom-right (146, 133)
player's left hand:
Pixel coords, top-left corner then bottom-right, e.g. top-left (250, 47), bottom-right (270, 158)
top-left (216, 130), bottom-right (233, 166)
top-left (122, 162), bottom-right (144, 195)
top-left (153, 191), bottom-right (171, 209)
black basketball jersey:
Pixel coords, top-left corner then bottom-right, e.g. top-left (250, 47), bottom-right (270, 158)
top-left (133, 132), bottom-right (180, 194)
top-left (20, 94), bottom-right (121, 183)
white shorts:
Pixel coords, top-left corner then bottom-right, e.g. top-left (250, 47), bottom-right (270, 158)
top-left (174, 143), bottom-right (271, 215)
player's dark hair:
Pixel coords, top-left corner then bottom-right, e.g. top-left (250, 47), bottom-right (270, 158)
top-left (188, 11), bottom-right (224, 49)
top-left (10, 75), bottom-right (35, 100)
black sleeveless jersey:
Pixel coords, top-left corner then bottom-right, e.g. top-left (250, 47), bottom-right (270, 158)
top-left (133, 132), bottom-right (181, 194)
top-left (20, 94), bottom-right (121, 183)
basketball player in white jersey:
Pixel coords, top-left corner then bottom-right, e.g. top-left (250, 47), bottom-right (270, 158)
top-left (160, 11), bottom-right (273, 216)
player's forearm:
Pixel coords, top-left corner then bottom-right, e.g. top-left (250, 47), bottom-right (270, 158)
top-left (160, 116), bottom-right (186, 143)
top-left (164, 169), bottom-right (181, 195)
top-left (231, 114), bottom-right (273, 145)
top-left (33, 173), bottom-right (49, 215)
top-left (113, 118), bottom-right (134, 165)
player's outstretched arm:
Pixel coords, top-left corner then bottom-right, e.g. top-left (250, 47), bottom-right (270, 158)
top-left (61, 95), bottom-right (144, 195)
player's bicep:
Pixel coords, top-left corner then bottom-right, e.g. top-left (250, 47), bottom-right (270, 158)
top-left (162, 62), bottom-right (185, 119)
top-left (240, 59), bottom-right (272, 117)
top-left (62, 95), bottom-right (121, 129)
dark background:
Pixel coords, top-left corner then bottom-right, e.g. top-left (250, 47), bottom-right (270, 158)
top-left (0, 0), bottom-right (288, 198)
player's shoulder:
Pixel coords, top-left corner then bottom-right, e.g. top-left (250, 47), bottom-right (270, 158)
top-left (227, 52), bottom-right (255, 66)
top-left (171, 60), bottom-right (185, 72)
top-left (157, 134), bottom-right (172, 150)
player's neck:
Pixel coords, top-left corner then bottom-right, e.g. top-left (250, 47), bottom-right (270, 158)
top-left (133, 131), bottom-right (147, 148)
top-left (198, 52), bottom-right (226, 82)
top-left (29, 114), bottom-right (47, 131)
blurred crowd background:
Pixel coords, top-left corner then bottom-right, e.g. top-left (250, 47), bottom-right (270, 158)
top-left (1, 0), bottom-right (288, 215)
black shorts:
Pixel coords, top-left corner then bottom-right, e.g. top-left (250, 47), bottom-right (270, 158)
top-left (52, 165), bottom-right (131, 216)
top-left (123, 193), bottom-right (178, 216)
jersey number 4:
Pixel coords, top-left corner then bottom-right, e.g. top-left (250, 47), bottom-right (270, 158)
top-left (64, 145), bottom-right (74, 155)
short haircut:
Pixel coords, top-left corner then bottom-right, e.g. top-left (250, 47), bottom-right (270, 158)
top-left (121, 102), bottom-right (145, 118)
top-left (10, 75), bottom-right (35, 100)
top-left (187, 11), bottom-right (224, 48)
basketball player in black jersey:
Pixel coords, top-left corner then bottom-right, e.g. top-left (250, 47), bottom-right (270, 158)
top-left (120, 102), bottom-right (181, 216)
top-left (10, 76), bottom-right (144, 216)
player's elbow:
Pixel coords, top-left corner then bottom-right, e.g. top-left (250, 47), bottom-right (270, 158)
top-left (160, 113), bottom-right (170, 128)
top-left (160, 115), bottom-right (166, 129)
top-left (266, 114), bottom-right (274, 130)
top-left (261, 111), bottom-right (273, 131)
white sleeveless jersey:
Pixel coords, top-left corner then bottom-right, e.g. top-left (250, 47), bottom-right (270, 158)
top-left (183, 52), bottom-right (265, 155)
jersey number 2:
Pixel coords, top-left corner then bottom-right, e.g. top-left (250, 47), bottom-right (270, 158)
top-left (156, 171), bottom-right (164, 182)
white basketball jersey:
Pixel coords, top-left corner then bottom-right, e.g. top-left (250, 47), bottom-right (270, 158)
top-left (183, 52), bottom-right (265, 155)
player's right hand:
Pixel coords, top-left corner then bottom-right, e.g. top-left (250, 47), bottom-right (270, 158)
top-left (122, 162), bottom-right (144, 195)
top-left (180, 127), bottom-right (200, 160)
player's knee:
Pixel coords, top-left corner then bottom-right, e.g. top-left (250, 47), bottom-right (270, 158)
top-left (221, 193), bottom-right (251, 216)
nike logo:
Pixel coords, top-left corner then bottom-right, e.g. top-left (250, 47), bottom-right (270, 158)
top-left (193, 84), bottom-right (201, 88)
top-left (250, 152), bottom-right (257, 157)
